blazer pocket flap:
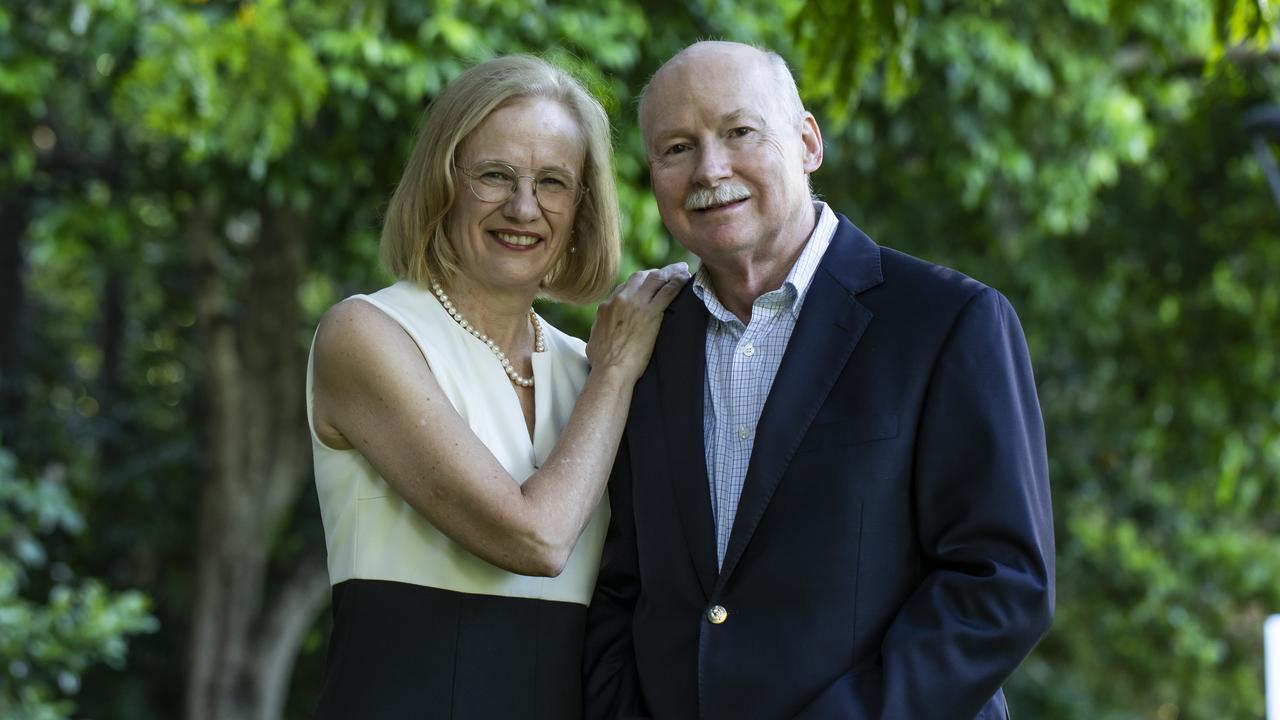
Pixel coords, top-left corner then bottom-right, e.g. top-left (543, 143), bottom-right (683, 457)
top-left (798, 412), bottom-right (899, 452)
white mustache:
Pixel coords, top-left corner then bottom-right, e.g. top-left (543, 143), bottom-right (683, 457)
top-left (684, 183), bottom-right (751, 210)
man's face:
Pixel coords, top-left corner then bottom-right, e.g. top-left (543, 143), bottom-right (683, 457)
top-left (641, 46), bottom-right (822, 266)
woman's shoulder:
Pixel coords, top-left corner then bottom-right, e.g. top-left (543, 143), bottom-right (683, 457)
top-left (361, 280), bottom-right (438, 314)
top-left (314, 282), bottom-right (443, 361)
top-left (325, 282), bottom-right (447, 337)
top-left (313, 296), bottom-right (413, 376)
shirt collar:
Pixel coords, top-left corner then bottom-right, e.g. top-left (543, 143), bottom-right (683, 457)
top-left (691, 201), bottom-right (838, 322)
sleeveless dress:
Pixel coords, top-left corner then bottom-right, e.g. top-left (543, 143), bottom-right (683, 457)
top-left (307, 281), bottom-right (609, 719)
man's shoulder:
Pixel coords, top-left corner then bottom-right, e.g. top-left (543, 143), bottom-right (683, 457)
top-left (878, 244), bottom-right (987, 299)
top-left (825, 213), bottom-right (989, 309)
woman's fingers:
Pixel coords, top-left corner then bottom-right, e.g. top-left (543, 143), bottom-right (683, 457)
top-left (640, 264), bottom-right (688, 305)
top-left (652, 270), bottom-right (687, 305)
top-left (586, 263), bottom-right (690, 378)
top-left (620, 262), bottom-right (690, 304)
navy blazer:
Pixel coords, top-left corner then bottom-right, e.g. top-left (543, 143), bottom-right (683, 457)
top-left (584, 214), bottom-right (1055, 720)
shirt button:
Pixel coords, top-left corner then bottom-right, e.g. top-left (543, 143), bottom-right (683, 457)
top-left (742, 343), bottom-right (755, 357)
top-left (737, 425), bottom-right (750, 440)
top-left (707, 605), bottom-right (728, 624)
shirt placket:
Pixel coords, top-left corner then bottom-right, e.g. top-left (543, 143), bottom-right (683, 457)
top-left (724, 304), bottom-right (781, 562)
top-left (712, 319), bottom-right (741, 563)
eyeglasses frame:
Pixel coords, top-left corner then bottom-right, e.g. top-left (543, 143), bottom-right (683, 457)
top-left (454, 161), bottom-right (589, 214)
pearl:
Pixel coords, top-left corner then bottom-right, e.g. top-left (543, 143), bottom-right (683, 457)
top-left (431, 280), bottom-right (543, 387)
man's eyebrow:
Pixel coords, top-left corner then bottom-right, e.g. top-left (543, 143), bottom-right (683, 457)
top-left (721, 109), bottom-right (766, 126)
top-left (645, 109), bottom-right (768, 148)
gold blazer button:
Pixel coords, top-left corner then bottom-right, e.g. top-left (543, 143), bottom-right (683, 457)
top-left (707, 605), bottom-right (728, 624)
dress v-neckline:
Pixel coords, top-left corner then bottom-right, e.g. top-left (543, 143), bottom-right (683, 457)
top-left (513, 383), bottom-right (536, 444)
top-left (517, 347), bottom-right (553, 467)
top-left (426, 286), bottom-right (549, 471)
top-left (472, 325), bottom-right (544, 457)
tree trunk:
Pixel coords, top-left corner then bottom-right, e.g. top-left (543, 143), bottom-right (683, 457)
top-left (95, 266), bottom-right (125, 468)
top-left (0, 194), bottom-right (30, 439)
top-left (184, 193), bottom-right (330, 720)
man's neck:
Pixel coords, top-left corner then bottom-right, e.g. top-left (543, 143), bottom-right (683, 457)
top-left (703, 207), bottom-right (817, 323)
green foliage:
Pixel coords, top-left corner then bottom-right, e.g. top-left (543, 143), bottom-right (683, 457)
top-left (0, 448), bottom-right (157, 720)
top-left (115, 0), bottom-right (328, 178)
top-left (6, 0), bottom-right (1280, 718)
top-left (791, 1), bottom-right (1280, 718)
top-left (0, 7), bottom-right (55, 184)
top-left (1019, 69), bottom-right (1280, 717)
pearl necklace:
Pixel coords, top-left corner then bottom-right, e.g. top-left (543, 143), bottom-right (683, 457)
top-left (431, 280), bottom-right (543, 388)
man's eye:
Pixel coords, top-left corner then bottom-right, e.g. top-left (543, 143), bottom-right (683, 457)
top-left (728, 127), bottom-right (753, 138)
top-left (666, 143), bottom-right (691, 155)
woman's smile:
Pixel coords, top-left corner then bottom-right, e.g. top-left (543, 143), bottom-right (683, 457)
top-left (492, 229), bottom-right (544, 250)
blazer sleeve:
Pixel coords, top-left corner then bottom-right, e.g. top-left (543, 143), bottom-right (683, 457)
top-left (583, 436), bottom-right (650, 720)
top-left (880, 286), bottom-right (1055, 717)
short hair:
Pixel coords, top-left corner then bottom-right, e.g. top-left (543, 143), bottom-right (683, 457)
top-left (761, 49), bottom-right (806, 119)
top-left (637, 42), bottom-right (807, 144)
top-left (380, 55), bottom-right (621, 303)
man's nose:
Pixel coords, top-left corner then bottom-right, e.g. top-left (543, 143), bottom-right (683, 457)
top-left (691, 142), bottom-right (732, 188)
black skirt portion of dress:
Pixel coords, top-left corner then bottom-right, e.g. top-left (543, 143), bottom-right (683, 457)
top-left (314, 579), bottom-right (588, 720)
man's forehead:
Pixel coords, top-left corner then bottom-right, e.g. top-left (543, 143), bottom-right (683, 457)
top-left (642, 61), bottom-right (775, 133)
top-left (669, 41), bottom-right (770, 70)
top-left (654, 47), bottom-right (770, 93)
top-left (648, 106), bottom-right (767, 135)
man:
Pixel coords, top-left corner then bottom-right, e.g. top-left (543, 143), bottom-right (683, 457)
top-left (583, 41), bottom-right (1054, 720)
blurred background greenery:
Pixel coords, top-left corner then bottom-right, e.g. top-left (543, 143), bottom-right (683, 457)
top-left (1, 0), bottom-right (1278, 718)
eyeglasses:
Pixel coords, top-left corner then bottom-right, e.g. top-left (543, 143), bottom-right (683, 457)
top-left (455, 161), bottom-right (586, 214)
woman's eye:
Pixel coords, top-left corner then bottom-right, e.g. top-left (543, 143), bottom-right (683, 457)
top-left (666, 143), bottom-right (691, 155)
top-left (729, 127), bottom-right (753, 138)
top-left (539, 176), bottom-right (570, 190)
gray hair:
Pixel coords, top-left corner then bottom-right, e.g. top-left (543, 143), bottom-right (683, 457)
top-left (636, 42), bottom-right (807, 131)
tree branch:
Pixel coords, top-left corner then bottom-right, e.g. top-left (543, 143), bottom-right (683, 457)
top-left (253, 550), bottom-right (331, 720)
top-left (1115, 39), bottom-right (1280, 76)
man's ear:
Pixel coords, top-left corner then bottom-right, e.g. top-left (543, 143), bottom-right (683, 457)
top-left (800, 112), bottom-right (823, 173)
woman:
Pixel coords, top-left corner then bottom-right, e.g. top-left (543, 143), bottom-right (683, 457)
top-left (306, 55), bottom-right (686, 718)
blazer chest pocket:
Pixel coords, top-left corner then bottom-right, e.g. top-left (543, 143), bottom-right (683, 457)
top-left (797, 412), bottom-right (899, 453)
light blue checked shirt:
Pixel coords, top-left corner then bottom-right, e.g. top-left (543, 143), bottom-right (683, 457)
top-left (692, 202), bottom-right (839, 567)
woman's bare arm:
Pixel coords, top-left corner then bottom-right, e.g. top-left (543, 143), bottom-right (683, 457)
top-left (312, 266), bottom-right (687, 576)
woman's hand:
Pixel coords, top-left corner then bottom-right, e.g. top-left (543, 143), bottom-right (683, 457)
top-left (587, 262), bottom-right (690, 380)
top-left (312, 262), bottom-right (688, 576)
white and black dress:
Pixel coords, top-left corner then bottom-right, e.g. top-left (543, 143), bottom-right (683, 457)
top-left (306, 281), bottom-right (608, 719)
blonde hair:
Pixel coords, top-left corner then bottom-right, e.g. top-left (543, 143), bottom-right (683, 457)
top-left (380, 55), bottom-right (621, 303)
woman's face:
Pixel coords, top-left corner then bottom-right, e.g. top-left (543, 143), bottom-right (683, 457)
top-left (446, 96), bottom-right (586, 298)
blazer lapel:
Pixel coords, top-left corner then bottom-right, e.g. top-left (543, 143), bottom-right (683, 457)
top-left (654, 284), bottom-right (718, 598)
top-left (716, 218), bottom-right (884, 585)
